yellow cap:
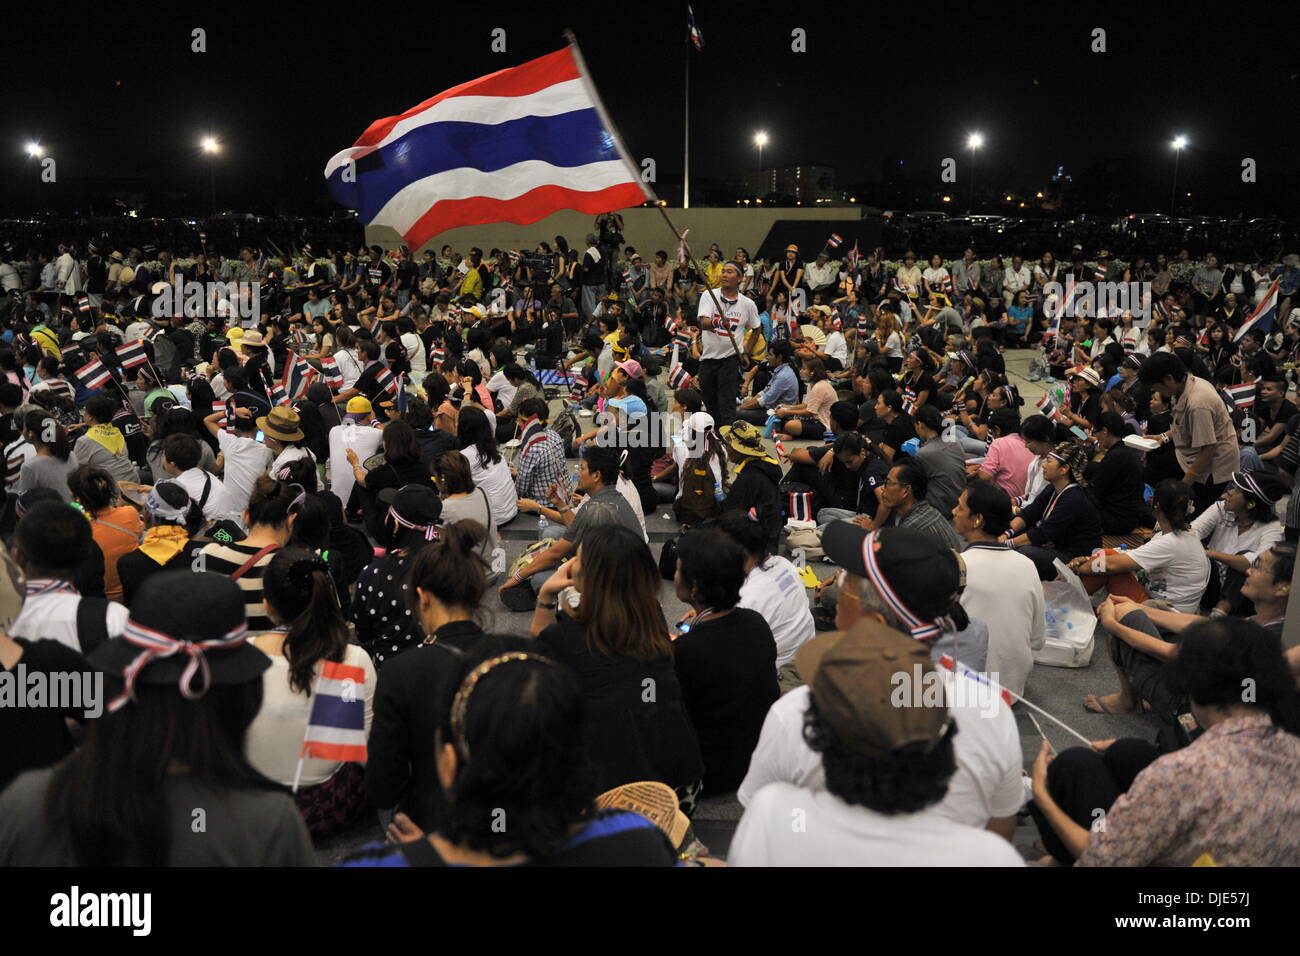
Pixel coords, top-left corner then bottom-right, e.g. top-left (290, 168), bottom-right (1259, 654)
top-left (346, 396), bottom-right (373, 414)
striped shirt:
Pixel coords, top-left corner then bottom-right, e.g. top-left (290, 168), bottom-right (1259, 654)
top-left (198, 541), bottom-right (280, 630)
top-left (890, 500), bottom-right (962, 551)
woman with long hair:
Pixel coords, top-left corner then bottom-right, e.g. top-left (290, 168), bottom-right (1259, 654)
top-left (431, 449), bottom-right (499, 570)
top-left (246, 547), bottom-right (376, 838)
top-left (456, 405), bottom-right (517, 527)
top-left (365, 521), bottom-right (492, 828)
top-left (772, 357), bottom-right (837, 440)
top-left (0, 571), bottom-right (315, 865)
top-left (531, 525), bottom-right (703, 806)
top-left (198, 473), bottom-right (297, 630)
top-left (343, 636), bottom-right (678, 867)
top-left (15, 410), bottom-right (76, 501)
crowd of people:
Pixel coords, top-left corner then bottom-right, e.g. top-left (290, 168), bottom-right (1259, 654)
top-left (0, 220), bottom-right (1298, 867)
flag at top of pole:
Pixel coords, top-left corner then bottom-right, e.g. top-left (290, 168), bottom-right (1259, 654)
top-left (323, 37), bottom-right (653, 252)
top-left (688, 4), bottom-right (704, 50)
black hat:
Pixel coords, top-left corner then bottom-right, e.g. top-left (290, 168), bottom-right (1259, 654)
top-left (378, 483), bottom-right (443, 539)
top-left (89, 571), bottom-right (269, 711)
top-left (821, 524), bottom-right (961, 640)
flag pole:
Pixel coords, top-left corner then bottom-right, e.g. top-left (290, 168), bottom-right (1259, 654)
top-left (683, 25), bottom-right (690, 210)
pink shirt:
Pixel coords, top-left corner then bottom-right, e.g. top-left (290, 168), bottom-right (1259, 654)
top-left (805, 380), bottom-right (838, 430)
top-left (980, 433), bottom-right (1036, 498)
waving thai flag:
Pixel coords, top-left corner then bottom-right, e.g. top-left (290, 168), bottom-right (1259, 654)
top-left (373, 366), bottom-right (399, 397)
top-left (1234, 280), bottom-right (1281, 343)
top-left (324, 43), bottom-right (651, 252)
top-left (280, 353), bottom-right (317, 401)
top-left (318, 354), bottom-right (344, 389)
top-left (827, 233), bottom-right (843, 249)
top-left (688, 4), bottom-right (704, 50)
top-left (1223, 382), bottom-right (1255, 411)
top-left (74, 356), bottom-right (113, 391)
top-left (115, 340), bottom-right (149, 371)
top-left (667, 363), bottom-right (691, 390)
top-left (1036, 393), bottom-right (1061, 421)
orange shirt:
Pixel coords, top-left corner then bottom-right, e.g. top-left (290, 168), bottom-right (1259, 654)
top-left (88, 505), bottom-right (144, 603)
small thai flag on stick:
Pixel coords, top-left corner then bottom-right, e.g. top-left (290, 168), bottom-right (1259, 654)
top-left (319, 355), bottom-right (344, 389)
top-left (75, 292), bottom-right (92, 316)
top-left (292, 659), bottom-right (369, 793)
top-left (827, 233), bottom-right (843, 249)
top-left (116, 340), bottom-right (149, 371)
top-left (268, 382), bottom-right (290, 407)
top-left (75, 356), bottom-right (113, 391)
top-left (1036, 393), bottom-right (1060, 421)
top-left (280, 353), bottom-right (316, 401)
top-left (374, 366), bottom-right (398, 397)
top-left (1223, 382), bottom-right (1255, 411)
top-left (667, 363), bottom-right (691, 390)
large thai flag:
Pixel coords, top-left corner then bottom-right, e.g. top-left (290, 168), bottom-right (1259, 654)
top-left (1234, 279), bottom-right (1281, 343)
top-left (299, 659), bottom-right (368, 765)
top-left (323, 44), bottom-right (651, 252)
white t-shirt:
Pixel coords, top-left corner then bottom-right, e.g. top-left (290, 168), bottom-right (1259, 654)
top-left (739, 557), bottom-right (815, 670)
top-left (216, 431), bottom-right (274, 512)
top-left (824, 330), bottom-right (848, 366)
top-left (271, 445), bottom-right (315, 476)
top-left (737, 674), bottom-right (1023, 828)
top-left (461, 448), bottom-right (518, 526)
top-left (730, 783), bottom-right (1026, 867)
top-left (1128, 529), bottom-right (1212, 614)
top-left (958, 545), bottom-right (1047, 697)
top-left (332, 348), bottom-right (364, 389)
top-left (245, 643), bottom-right (376, 787)
top-left (487, 370), bottom-right (517, 411)
top-left (922, 266), bottom-right (951, 289)
top-left (696, 291), bottom-right (760, 362)
top-left (9, 587), bottom-right (129, 652)
top-left (174, 467), bottom-right (239, 522)
top-left (400, 331), bottom-right (427, 377)
top-left (1190, 503), bottom-right (1282, 569)
top-left (1023, 455), bottom-right (1047, 502)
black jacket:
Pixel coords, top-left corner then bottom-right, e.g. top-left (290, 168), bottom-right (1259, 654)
top-left (365, 621), bottom-right (485, 829)
top-left (1020, 483), bottom-right (1103, 558)
top-left (723, 457), bottom-right (783, 542)
top-left (1085, 444), bottom-right (1145, 534)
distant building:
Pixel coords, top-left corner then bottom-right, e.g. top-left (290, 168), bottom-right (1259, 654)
top-left (743, 164), bottom-right (838, 201)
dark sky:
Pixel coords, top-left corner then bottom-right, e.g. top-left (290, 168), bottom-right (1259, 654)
top-left (4, 0), bottom-right (1295, 214)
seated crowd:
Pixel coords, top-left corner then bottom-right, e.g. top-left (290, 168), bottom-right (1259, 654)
top-left (0, 233), bottom-right (1297, 867)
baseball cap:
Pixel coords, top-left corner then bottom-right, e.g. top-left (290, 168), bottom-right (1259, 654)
top-left (614, 359), bottom-right (643, 379)
top-left (346, 396), bottom-right (373, 414)
top-left (820, 524), bottom-right (961, 641)
top-left (795, 617), bottom-right (951, 759)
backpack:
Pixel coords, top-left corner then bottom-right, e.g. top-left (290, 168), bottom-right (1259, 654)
top-left (673, 455), bottom-right (720, 527)
top-left (550, 407), bottom-right (580, 457)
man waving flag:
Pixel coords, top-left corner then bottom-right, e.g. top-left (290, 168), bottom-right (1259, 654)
top-left (324, 39), bottom-right (651, 252)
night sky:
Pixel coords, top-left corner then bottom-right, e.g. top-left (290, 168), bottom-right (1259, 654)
top-left (4, 0), bottom-right (1295, 215)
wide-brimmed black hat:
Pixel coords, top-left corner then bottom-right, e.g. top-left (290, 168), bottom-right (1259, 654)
top-left (89, 571), bottom-right (268, 709)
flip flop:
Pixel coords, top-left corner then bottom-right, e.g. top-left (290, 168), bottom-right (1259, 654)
top-left (1083, 693), bottom-right (1119, 714)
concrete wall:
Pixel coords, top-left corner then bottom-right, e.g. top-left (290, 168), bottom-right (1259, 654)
top-left (365, 207), bottom-right (857, 260)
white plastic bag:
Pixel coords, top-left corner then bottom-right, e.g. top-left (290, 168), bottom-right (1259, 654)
top-left (1034, 559), bottom-right (1096, 667)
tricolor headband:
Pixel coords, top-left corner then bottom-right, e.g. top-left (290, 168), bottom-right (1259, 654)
top-left (109, 618), bottom-right (250, 712)
top-left (1232, 471), bottom-right (1275, 504)
top-left (386, 506), bottom-right (439, 541)
top-left (860, 531), bottom-right (948, 642)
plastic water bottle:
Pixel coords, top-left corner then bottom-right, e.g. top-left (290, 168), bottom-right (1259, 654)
top-left (538, 513), bottom-right (550, 540)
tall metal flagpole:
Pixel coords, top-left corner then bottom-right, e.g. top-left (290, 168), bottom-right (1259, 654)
top-left (683, 32), bottom-right (690, 209)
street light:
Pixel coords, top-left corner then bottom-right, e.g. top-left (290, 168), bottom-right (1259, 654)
top-left (24, 142), bottom-right (43, 158)
top-left (201, 136), bottom-right (220, 215)
top-left (753, 131), bottom-right (769, 172)
top-left (966, 133), bottom-right (984, 211)
top-left (1170, 136), bottom-right (1187, 216)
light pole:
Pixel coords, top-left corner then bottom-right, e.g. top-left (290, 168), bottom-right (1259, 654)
top-left (966, 133), bottom-right (984, 212)
top-left (754, 131), bottom-right (769, 202)
top-left (1170, 136), bottom-right (1187, 217)
top-left (201, 136), bottom-right (220, 216)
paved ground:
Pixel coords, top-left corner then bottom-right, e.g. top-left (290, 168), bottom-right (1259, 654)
top-left (316, 347), bottom-right (1167, 864)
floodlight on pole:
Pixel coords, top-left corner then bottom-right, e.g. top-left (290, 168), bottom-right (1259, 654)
top-left (754, 131), bottom-right (769, 172)
top-left (201, 136), bottom-right (220, 215)
top-left (25, 142), bottom-right (43, 158)
top-left (967, 133), bottom-right (984, 211)
top-left (1170, 136), bottom-right (1187, 216)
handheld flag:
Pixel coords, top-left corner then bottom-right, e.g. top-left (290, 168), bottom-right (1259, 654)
top-left (115, 340), bottom-right (149, 371)
top-left (294, 659), bottom-right (369, 789)
top-left (75, 356), bottom-right (113, 391)
top-left (1036, 393), bottom-right (1061, 421)
top-left (373, 366), bottom-right (398, 397)
top-left (1234, 280), bottom-right (1280, 343)
top-left (827, 233), bottom-right (843, 250)
top-left (318, 355), bottom-right (344, 389)
top-left (1223, 382), bottom-right (1255, 412)
top-left (324, 43), bottom-right (652, 253)
top-left (786, 490), bottom-right (814, 522)
top-left (667, 363), bottom-right (691, 390)
top-left (280, 353), bottom-right (317, 401)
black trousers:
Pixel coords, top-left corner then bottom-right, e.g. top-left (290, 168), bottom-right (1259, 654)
top-left (1191, 477), bottom-right (1227, 518)
top-left (698, 355), bottom-right (742, 428)
top-left (1028, 738), bottom-right (1161, 864)
top-left (734, 407), bottom-right (771, 427)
